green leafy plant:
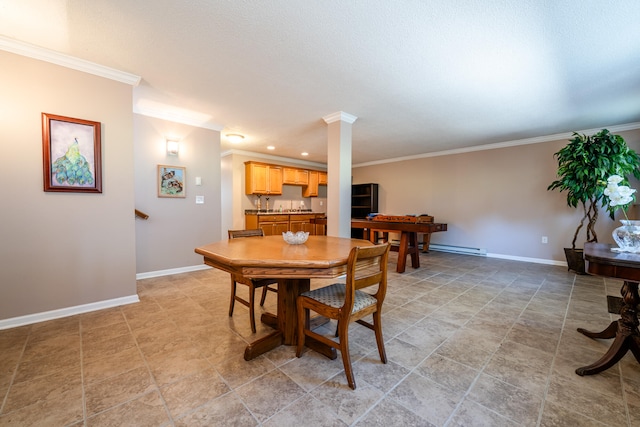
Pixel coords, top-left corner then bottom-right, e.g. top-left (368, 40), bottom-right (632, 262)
top-left (548, 129), bottom-right (640, 249)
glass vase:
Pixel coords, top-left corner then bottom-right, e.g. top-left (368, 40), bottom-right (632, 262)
top-left (611, 220), bottom-right (640, 253)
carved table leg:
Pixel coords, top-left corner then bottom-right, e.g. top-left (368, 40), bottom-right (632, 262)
top-left (577, 321), bottom-right (618, 339)
top-left (576, 280), bottom-right (640, 375)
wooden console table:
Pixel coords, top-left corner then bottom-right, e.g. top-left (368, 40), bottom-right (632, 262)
top-left (350, 219), bottom-right (447, 273)
top-left (576, 242), bottom-right (640, 375)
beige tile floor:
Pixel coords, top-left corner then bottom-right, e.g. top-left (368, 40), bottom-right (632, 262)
top-left (1, 251), bottom-right (640, 426)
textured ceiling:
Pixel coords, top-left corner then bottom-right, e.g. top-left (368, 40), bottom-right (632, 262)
top-left (2, 0), bottom-right (640, 165)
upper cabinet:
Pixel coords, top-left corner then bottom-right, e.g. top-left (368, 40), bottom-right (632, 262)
top-left (302, 170), bottom-right (319, 197)
top-left (245, 161), bottom-right (326, 196)
top-left (318, 171), bottom-right (328, 185)
top-left (282, 168), bottom-right (309, 185)
top-left (245, 161), bottom-right (283, 195)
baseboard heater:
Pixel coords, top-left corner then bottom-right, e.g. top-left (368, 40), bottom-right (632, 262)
top-left (428, 244), bottom-right (487, 256)
top-left (387, 240), bottom-right (487, 256)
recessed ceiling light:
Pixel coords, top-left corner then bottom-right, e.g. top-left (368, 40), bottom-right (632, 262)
top-left (301, 152), bottom-right (309, 156)
top-left (267, 145), bottom-right (275, 150)
top-left (226, 133), bottom-right (244, 143)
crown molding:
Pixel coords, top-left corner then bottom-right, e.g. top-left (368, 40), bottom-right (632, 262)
top-left (323, 111), bottom-right (358, 124)
top-left (353, 121), bottom-right (640, 168)
top-left (0, 35), bottom-right (141, 86)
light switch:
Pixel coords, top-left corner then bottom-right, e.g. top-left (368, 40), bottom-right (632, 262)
top-left (195, 177), bottom-right (202, 186)
top-left (196, 196), bottom-right (204, 204)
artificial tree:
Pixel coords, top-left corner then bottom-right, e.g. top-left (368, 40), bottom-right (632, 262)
top-left (548, 129), bottom-right (640, 271)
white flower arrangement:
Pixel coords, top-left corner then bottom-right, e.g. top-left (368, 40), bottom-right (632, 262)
top-left (603, 175), bottom-right (636, 220)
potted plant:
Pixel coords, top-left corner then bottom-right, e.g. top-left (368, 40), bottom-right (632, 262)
top-left (548, 129), bottom-right (640, 273)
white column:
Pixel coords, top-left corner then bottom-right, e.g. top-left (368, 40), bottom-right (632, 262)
top-left (323, 111), bottom-right (357, 238)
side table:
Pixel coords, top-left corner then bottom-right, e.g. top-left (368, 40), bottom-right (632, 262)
top-left (576, 243), bottom-right (640, 375)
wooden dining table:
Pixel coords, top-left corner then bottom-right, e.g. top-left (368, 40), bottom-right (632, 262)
top-left (195, 235), bottom-right (375, 360)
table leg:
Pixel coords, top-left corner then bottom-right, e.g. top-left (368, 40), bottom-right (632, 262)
top-left (422, 233), bottom-right (431, 253)
top-left (278, 278), bottom-right (310, 345)
top-left (409, 232), bottom-right (420, 268)
top-left (396, 231), bottom-right (420, 273)
top-left (243, 278), bottom-right (309, 360)
top-left (576, 280), bottom-right (640, 375)
top-left (244, 331), bottom-right (283, 361)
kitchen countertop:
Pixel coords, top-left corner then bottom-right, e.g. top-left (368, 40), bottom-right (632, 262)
top-left (244, 209), bottom-right (326, 215)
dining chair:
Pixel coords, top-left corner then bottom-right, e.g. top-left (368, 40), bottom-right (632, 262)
top-left (295, 242), bottom-right (390, 389)
top-left (227, 229), bottom-right (278, 333)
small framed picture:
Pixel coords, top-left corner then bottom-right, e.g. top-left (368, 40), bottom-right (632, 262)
top-left (42, 113), bottom-right (102, 193)
top-left (158, 165), bottom-right (186, 198)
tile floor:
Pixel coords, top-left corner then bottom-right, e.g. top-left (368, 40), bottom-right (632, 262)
top-left (1, 251), bottom-right (640, 426)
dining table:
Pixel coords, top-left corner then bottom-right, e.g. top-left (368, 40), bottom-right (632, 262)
top-left (194, 235), bottom-right (375, 360)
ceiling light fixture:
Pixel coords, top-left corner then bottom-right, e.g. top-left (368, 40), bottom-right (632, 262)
top-left (301, 152), bottom-right (309, 156)
top-left (267, 145), bottom-right (275, 150)
top-left (226, 133), bottom-right (245, 143)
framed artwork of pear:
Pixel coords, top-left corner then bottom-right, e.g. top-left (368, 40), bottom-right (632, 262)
top-left (42, 113), bottom-right (102, 193)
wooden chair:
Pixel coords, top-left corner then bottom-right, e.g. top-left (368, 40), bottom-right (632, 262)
top-left (227, 229), bottom-right (278, 332)
top-left (295, 243), bottom-right (390, 389)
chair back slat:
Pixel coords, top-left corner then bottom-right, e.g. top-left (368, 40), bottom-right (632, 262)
top-left (343, 243), bottom-right (390, 310)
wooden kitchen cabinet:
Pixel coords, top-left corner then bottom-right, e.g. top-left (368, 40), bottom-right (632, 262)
top-left (302, 170), bottom-right (319, 197)
top-left (282, 168), bottom-right (309, 185)
top-left (245, 213), bottom-right (327, 236)
top-left (245, 214), bottom-right (289, 236)
top-left (245, 162), bottom-right (283, 195)
top-left (246, 161), bottom-right (326, 196)
top-left (289, 214), bottom-right (316, 233)
top-left (318, 171), bottom-right (328, 185)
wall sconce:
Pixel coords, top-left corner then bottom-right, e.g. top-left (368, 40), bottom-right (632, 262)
top-left (166, 138), bottom-right (180, 156)
top-left (226, 133), bottom-right (245, 143)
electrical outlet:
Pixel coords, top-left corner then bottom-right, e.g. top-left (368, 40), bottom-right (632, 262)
top-left (541, 236), bottom-right (548, 244)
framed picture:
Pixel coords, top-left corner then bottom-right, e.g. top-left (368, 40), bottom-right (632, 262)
top-left (158, 165), bottom-right (186, 198)
top-left (42, 113), bottom-right (102, 193)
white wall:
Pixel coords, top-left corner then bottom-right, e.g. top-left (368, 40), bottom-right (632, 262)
top-left (0, 50), bottom-right (137, 322)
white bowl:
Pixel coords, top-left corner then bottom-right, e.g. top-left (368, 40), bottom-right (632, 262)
top-left (282, 231), bottom-right (309, 244)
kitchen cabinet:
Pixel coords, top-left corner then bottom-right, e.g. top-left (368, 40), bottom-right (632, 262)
top-left (245, 213), bottom-right (327, 236)
top-left (318, 171), bottom-right (328, 185)
top-left (245, 162), bottom-right (283, 195)
top-left (289, 214), bottom-right (316, 233)
top-left (245, 214), bottom-right (289, 236)
top-left (246, 161), bottom-right (326, 196)
top-left (312, 216), bottom-right (327, 236)
top-left (302, 170), bottom-right (319, 197)
top-left (282, 168), bottom-right (309, 185)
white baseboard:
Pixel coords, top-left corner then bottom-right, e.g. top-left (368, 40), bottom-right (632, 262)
top-left (136, 264), bottom-right (211, 280)
top-left (0, 295), bottom-right (140, 330)
top-left (486, 252), bottom-right (567, 267)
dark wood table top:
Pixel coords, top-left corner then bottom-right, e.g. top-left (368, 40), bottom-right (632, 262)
top-left (584, 243), bottom-right (640, 282)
